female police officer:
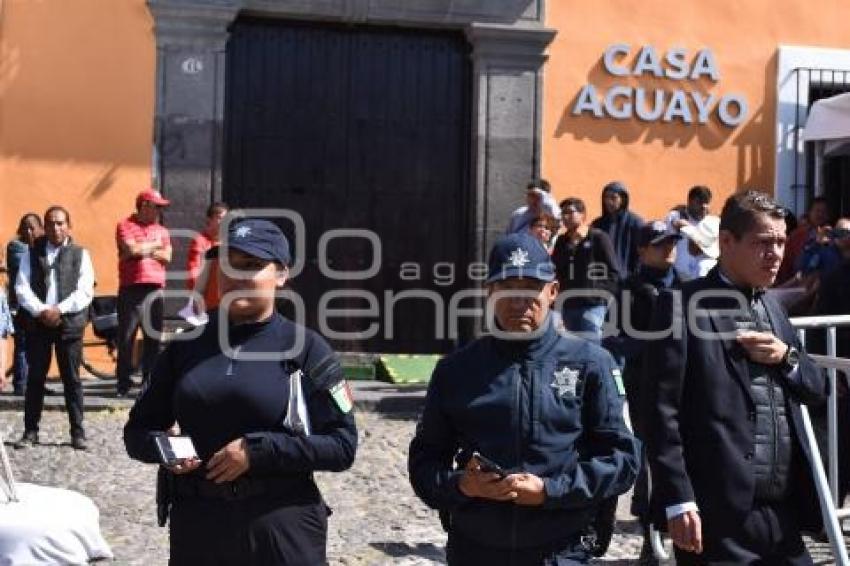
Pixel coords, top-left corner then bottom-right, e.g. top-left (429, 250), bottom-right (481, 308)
top-left (124, 218), bottom-right (357, 565)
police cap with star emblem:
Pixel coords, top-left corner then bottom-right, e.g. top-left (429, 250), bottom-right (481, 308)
top-left (486, 232), bottom-right (556, 284)
top-left (637, 220), bottom-right (681, 248)
top-left (226, 218), bottom-right (291, 266)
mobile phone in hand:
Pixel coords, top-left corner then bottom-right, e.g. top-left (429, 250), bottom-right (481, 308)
top-left (472, 451), bottom-right (507, 478)
top-left (154, 434), bottom-right (198, 467)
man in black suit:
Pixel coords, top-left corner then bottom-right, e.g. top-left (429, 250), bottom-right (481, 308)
top-left (645, 190), bottom-right (827, 564)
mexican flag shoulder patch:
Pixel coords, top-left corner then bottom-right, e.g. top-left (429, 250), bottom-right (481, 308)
top-left (329, 380), bottom-right (354, 414)
top-left (612, 368), bottom-right (626, 397)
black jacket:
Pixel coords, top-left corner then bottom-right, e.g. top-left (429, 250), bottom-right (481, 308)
top-left (124, 312), bottom-right (357, 481)
top-left (605, 265), bottom-right (681, 431)
top-left (644, 268), bottom-right (827, 533)
top-left (551, 228), bottom-right (622, 309)
top-left (591, 187), bottom-right (645, 277)
top-left (814, 258), bottom-right (850, 357)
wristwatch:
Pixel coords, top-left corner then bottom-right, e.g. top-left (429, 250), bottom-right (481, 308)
top-left (778, 344), bottom-right (800, 374)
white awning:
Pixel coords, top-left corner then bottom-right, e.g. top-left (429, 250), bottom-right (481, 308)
top-left (803, 92), bottom-right (850, 142)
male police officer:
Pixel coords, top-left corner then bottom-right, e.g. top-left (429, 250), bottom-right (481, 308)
top-left (603, 221), bottom-right (682, 563)
top-left (409, 232), bottom-right (640, 565)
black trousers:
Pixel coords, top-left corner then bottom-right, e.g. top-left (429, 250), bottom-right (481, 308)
top-left (168, 496), bottom-right (328, 565)
top-left (674, 502), bottom-right (813, 565)
top-left (24, 327), bottom-right (84, 438)
top-left (117, 284), bottom-right (163, 391)
top-left (446, 530), bottom-right (591, 566)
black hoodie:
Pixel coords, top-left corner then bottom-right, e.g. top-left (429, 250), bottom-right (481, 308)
top-left (590, 181), bottom-right (645, 277)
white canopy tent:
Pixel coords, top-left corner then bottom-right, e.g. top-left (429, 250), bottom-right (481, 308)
top-left (0, 433), bottom-right (113, 565)
top-left (804, 91), bottom-right (850, 158)
top-left (802, 92), bottom-right (850, 200)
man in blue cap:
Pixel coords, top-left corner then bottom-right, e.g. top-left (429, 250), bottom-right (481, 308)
top-left (125, 218), bottom-right (357, 565)
top-left (409, 232), bottom-right (640, 565)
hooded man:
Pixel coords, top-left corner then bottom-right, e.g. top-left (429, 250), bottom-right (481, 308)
top-left (591, 181), bottom-right (645, 277)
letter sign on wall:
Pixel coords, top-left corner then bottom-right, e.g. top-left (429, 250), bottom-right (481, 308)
top-left (573, 45), bottom-right (748, 128)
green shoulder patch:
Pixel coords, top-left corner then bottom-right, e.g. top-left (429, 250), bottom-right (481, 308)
top-left (611, 368), bottom-right (626, 397)
top-left (329, 380), bottom-right (354, 414)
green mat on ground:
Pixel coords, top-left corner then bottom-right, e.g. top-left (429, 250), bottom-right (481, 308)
top-left (375, 354), bottom-right (441, 384)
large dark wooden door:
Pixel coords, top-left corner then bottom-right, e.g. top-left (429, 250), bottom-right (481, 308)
top-left (224, 18), bottom-right (471, 353)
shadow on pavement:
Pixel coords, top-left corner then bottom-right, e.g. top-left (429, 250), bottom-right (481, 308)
top-left (368, 541), bottom-right (445, 562)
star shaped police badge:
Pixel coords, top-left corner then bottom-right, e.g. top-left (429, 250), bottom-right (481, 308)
top-left (551, 366), bottom-right (580, 397)
top-left (508, 248), bottom-right (530, 267)
top-left (235, 225), bottom-right (252, 238)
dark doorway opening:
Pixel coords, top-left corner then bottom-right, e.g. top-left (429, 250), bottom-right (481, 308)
top-left (804, 79), bottom-right (850, 218)
top-left (223, 17), bottom-right (472, 353)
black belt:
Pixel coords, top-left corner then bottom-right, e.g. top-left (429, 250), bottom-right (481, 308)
top-left (172, 475), bottom-right (317, 502)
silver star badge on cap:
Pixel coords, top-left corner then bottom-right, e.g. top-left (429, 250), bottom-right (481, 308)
top-left (508, 248), bottom-right (529, 267)
top-left (551, 366), bottom-right (580, 397)
top-left (235, 226), bottom-right (251, 238)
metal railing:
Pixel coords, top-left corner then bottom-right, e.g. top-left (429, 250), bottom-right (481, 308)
top-left (792, 314), bottom-right (850, 565)
top-left (0, 430), bottom-right (19, 503)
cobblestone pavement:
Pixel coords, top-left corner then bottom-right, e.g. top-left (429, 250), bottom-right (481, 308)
top-left (0, 407), bottom-right (842, 565)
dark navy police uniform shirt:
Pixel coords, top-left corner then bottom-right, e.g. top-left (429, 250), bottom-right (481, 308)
top-left (409, 315), bottom-right (640, 550)
top-left (124, 312), bottom-right (356, 478)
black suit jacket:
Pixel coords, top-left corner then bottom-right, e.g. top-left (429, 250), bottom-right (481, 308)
top-left (644, 268), bottom-right (827, 534)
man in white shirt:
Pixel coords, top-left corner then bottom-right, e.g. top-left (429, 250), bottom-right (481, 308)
top-left (666, 185), bottom-right (718, 281)
top-left (506, 179), bottom-right (561, 234)
top-left (14, 206), bottom-right (95, 450)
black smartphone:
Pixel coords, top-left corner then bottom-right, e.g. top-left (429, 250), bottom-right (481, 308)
top-left (471, 451), bottom-right (507, 478)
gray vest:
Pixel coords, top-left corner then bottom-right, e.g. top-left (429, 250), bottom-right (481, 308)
top-left (28, 236), bottom-right (88, 336)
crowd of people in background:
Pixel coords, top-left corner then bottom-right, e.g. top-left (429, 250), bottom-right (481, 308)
top-left (0, 190), bottom-right (232, 449)
top-left (508, 178), bottom-right (850, 344)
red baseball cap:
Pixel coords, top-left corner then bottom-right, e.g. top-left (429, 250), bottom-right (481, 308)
top-left (136, 188), bottom-right (170, 208)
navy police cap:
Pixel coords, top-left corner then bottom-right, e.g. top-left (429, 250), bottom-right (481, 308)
top-left (486, 232), bottom-right (556, 284)
top-left (637, 220), bottom-right (681, 247)
top-left (226, 218), bottom-right (291, 266)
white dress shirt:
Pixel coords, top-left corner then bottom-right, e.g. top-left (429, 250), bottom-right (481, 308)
top-left (15, 239), bottom-right (95, 316)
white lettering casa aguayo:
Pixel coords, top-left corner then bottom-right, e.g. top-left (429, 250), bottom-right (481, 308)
top-left (573, 45), bottom-right (748, 127)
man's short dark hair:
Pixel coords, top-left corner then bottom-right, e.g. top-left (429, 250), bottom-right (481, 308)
top-left (44, 205), bottom-right (71, 227)
top-left (559, 197), bottom-right (586, 214)
top-left (206, 201), bottom-right (229, 218)
top-left (526, 178), bottom-right (551, 193)
top-left (688, 185), bottom-right (712, 204)
top-left (719, 190), bottom-right (786, 239)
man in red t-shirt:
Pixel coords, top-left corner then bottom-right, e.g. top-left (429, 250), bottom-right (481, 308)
top-left (115, 189), bottom-right (172, 396)
top-left (186, 201), bottom-right (228, 310)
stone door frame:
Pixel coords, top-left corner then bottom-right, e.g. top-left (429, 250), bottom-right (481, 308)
top-left (147, 0), bottom-right (555, 274)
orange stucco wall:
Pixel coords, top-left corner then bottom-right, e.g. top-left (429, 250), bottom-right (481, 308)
top-left (3, 0), bottom-right (850, 286)
top-left (543, 0), bottom-right (850, 222)
top-left (0, 0), bottom-right (155, 294)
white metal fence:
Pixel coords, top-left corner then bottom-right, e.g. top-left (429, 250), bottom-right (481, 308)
top-left (792, 314), bottom-right (850, 566)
